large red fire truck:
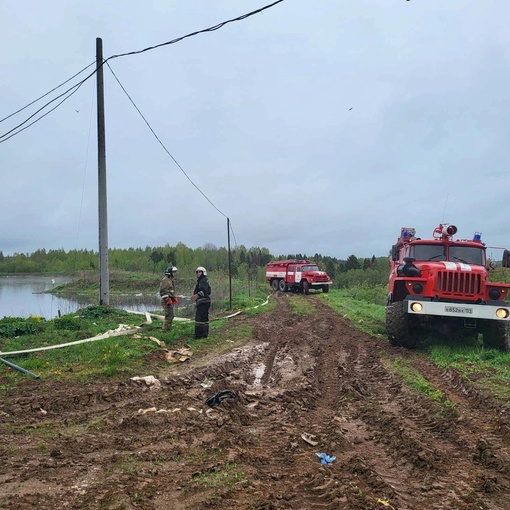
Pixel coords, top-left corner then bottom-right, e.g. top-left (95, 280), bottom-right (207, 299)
top-left (386, 223), bottom-right (510, 350)
top-left (266, 259), bottom-right (333, 294)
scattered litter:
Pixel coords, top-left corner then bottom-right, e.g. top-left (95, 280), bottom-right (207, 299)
top-left (148, 336), bottom-right (168, 350)
top-left (137, 407), bottom-right (181, 415)
top-left (138, 407), bottom-right (157, 415)
top-left (301, 432), bottom-right (319, 446)
top-left (130, 375), bottom-right (162, 389)
top-left (206, 390), bottom-right (238, 407)
top-left (315, 452), bottom-right (336, 464)
top-left (39, 408), bottom-right (47, 415)
top-left (166, 346), bottom-right (193, 363)
top-left (200, 377), bottom-right (213, 388)
top-left (376, 499), bottom-right (395, 509)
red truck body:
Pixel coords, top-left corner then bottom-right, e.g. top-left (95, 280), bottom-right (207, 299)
top-left (386, 223), bottom-right (510, 350)
top-left (266, 259), bottom-right (333, 294)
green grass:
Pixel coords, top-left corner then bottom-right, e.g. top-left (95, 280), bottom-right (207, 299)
top-left (192, 461), bottom-right (245, 490)
top-left (389, 358), bottom-right (456, 408)
top-left (426, 344), bottom-right (510, 401)
top-left (288, 294), bottom-right (317, 315)
top-left (0, 306), bottom-right (161, 382)
top-left (322, 289), bottom-right (386, 336)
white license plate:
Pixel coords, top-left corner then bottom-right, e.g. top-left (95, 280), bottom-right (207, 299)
top-left (444, 306), bottom-right (473, 314)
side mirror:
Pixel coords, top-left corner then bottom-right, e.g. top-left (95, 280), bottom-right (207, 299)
top-left (488, 260), bottom-right (496, 270)
top-left (503, 250), bottom-right (510, 268)
top-left (391, 245), bottom-right (398, 261)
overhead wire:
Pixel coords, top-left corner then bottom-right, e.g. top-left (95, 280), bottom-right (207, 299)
top-left (105, 60), bottom-right (230, 220)
top-left (1, 0), bottom-right (282, 244)
top-left (106, 60), bottom-right (240, 244)
top-left (0, 61), bottom-right (95, 124)
top-left (0, 0), bottom-right (285, 144)
top-left (0, 81), bottom-right (87, 143)
top-left (105, 0), bottom-right (285, 62)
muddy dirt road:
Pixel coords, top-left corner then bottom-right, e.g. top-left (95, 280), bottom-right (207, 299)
top-left (1, 294), bottom-right (509, 509)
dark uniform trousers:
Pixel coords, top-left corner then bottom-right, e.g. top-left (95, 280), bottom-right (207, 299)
top-left (195, 300), bottom-right (211, 338)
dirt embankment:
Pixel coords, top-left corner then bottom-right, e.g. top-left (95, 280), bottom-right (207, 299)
top-left (1, 293), bottom-right (509, 510)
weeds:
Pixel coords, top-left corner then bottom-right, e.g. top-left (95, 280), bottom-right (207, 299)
top-left (390, 358), bottom-right (456, 408)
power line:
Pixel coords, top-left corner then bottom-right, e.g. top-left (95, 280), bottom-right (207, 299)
top-left (0, 81), bottom-right (87, 143)
top-left (0, 1), bottom-right (285, 144)
top-left (106, 60), bottom-right (229, 219)
top-left (0, 62), bottom-right (95, 124)
top-left (106, 0), bottom-right (285, 62)
top-left (106, 60), bottom-right (239, 246)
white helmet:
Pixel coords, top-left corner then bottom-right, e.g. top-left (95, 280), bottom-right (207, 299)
top-left (195, 266), bottom-right (207, 276)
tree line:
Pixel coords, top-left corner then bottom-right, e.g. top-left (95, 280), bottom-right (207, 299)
top-left (0, 244), bottom-right (390, 289)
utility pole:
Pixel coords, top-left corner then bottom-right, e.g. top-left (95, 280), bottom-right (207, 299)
top-left (96, 37), bottom-right (109, 305)
top-left (227, 218), bottom-right (232, 310)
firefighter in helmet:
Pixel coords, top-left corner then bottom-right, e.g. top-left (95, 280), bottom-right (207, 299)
top-left (159, 266), bottom-right (178, 332)
top-left (191, 266), bottom-right (211, 338)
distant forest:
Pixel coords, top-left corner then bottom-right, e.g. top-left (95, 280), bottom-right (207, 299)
top-left (0, 243), bottom-right (390, 288)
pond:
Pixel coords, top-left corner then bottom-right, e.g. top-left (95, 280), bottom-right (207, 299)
top-left (0, 275), bottom-right (182, 320)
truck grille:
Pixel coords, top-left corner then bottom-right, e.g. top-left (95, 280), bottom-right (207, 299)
top-left (435, 271), bottom-right (481, 296)
top-left (314, 275), bottom-right (329, 282)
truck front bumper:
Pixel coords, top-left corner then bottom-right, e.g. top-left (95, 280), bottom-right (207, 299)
top-left (406, 299), bottom-right (510, 321)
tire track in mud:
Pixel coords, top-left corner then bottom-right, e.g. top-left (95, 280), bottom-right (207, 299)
top-left (307, 299), bottom-right (510, 510)
top-left (229, 295), bottom-right (510, 510)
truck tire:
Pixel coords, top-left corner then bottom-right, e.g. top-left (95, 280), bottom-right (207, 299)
top-left (302, 280), bottom-right (310, 295)
top-left (481, 320), bottom-right (510, 351)
top-left (278, 279), bottom-right (286, 292)
top-left (271, 279), bottom-right (279, 292)
top-left (322, 285), bottom-right (329, 293)
top-left (385, 301), bottom-right (417, 348)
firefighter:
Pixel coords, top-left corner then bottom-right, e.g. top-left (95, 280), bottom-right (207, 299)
top-left (159, 266), bottom-right (178, 332)
top-left (191, 266), bottom-right (211, 339)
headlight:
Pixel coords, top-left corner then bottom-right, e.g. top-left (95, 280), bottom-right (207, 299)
top-left (496, 308), bottom-right (509, 319)
top-left (410, 302), bottom-right (423, 312)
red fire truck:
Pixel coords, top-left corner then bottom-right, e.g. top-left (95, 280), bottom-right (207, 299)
top-left (386, 223), bottom-right (510, 350)
top-left (266, 259), bottom-right (333, 294)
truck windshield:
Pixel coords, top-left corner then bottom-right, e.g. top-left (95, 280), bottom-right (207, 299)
top-left (409, 244), bottom-right (484, 265)
top-left (449, 246), bottom-right (484, 265)
top-left (409, 244), bottom-right (446, 261)
top-left (300, 265), bottom-right (319, 271)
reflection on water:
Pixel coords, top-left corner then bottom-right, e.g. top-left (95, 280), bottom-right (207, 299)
top-left (0, 275), bottom-right (192, 320)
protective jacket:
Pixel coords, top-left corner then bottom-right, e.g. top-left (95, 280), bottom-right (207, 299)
top-left (193, 274), bottom-right (211, 305)
top-left (159, 276), bottom-right (176, 305)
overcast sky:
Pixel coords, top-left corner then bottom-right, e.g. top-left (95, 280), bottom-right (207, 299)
top-left (2, 0), bottom-right (510, 261)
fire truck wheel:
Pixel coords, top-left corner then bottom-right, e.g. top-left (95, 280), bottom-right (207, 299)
top-left (278, 279), bottom-right (287, 292)
top-left (481, 321), bottom-right (510, 351)
top-left (302, 280), bottom-right (310, 295)
top-left (271, 280), bottom-right (279, 292)
top-left (385, 302), bottom-right (417, 348)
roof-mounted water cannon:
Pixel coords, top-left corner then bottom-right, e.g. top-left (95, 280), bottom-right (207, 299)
top-left (433, 224), bottom-right (457, 240)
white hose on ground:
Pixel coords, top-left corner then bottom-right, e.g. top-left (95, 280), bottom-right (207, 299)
top-left (0, 296), bottom-right (271, 357)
